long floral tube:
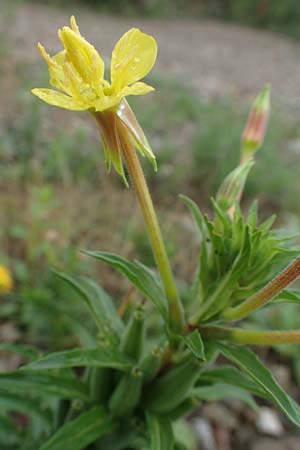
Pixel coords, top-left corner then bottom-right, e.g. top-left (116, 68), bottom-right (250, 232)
top-left (200, 325), bottom-right (300, 346)
top-left (223, 257), bottom-right (300, 321)
top-left (120, 124), bottom-right (185, 333)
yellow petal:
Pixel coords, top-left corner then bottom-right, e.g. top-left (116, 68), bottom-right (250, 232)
top-left (111, 28), bottom-right (157, 91)
top-left (93, 94), bottom-right (121, 112)
top-left (121, 81), bottom-right (155, 97)
top-left (58, 27), bottom-right (104, 89)
top-left (38, 44), bottom-right (66, 92)
top-left (31, 88), bottom-right (88, 110)
top-left (70, 15), bottom-right (80, 35)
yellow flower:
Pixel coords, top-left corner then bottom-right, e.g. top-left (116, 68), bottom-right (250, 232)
top-left (32, 16), bottom-right (158, 183)
top-left (0, 265), bottom-right (13, 294)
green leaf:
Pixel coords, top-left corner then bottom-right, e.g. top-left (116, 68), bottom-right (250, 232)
top-left (52, 270), bottom-right (124, 340)
top-left (22, 348), bottom-right (132, 372)
top-left (146, 412), bottom-right (174, 450)
top-left (82, 251), bottom-right (168, 319)
top-left (182, 329), bottom-right (205, 360)
top-left (39, 407), bottom-right (115, 450)
top-left (191, 383), bottom-right (258, 410)
top-left (0, 372), bottom-right (89, 401)
top-left (179, 195), bottom-right (206, 237)
top-left (0, 343), bottom-right (41, 360)
top-left (0, 390), bottom-right (52, 426)
top-left (274, 289), bottom-right (300, 303)
top-left (199, 365), bottom-right (265, 397)
top-left (218, 343), bottom-right (300, 426)
top-left (0, 415), bottom-right (20, 446)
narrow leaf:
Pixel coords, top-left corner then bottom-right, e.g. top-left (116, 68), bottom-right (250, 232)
top-left (0, 372), bottom-right (89, 401)
top-left (82, 251), bottom-right (168, 319)
top-left (22, 348), bottom-right (132, 372)
top-left (191, 383), bottom-right (258, 410)
top-left (0, 390), bottom-right (52, 426)
top-left (0, 415), bottom-right (20, 446)
top-left (182, 329), bottom-right (205, 360)
top-left (0, 343), bottom-right (41, 360)
top-left (52, 270), bottom-right (124, 339)
top-left (199, 365), bottom-right (265, 397)
top-left (39, 407), bottom-right (115, 450)
top-left (147, 412), bottom-right (174, 450)
top-left (274, 289), bottom-right (300, 303)
top-left (218, 343), bottom-right (300, 426)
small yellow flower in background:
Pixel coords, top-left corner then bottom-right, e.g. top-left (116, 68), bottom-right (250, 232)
top-left (0, 265), bottom-right (13, 294)
top-left (32, 16), bottom-right (158, 184)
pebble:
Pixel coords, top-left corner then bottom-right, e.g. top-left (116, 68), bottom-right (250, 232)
top-left (192, 417), bottom-right (217, 450)
top-left (256, 407), bottom-right (284, 437)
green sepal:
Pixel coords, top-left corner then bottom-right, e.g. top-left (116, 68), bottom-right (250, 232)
top-left (108, 368), bottom-right (142, 417)
top-left (140, 346), bottom-right (163, 384)
top-left (120, 307), bottom-right (145, 361)
top-left (88, 367), bottom-right (112, 406)
top-left (143, 355), bottom-right (202, 413)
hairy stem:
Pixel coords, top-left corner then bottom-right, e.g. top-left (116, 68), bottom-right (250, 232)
top-left (223, 258), bottom-right (300, 321)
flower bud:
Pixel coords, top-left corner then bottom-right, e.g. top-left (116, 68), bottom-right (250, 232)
top-left (216, 160), bottom-right (254, 211)
top-left (242, 85), bottom-right (270, 160)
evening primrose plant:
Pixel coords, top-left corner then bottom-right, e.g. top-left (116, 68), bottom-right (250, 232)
top-left (2, 16), bottom-right (300, 450)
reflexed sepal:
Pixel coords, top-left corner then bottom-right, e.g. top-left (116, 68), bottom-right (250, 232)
top-left (117, 99), bottom-right (157, 170)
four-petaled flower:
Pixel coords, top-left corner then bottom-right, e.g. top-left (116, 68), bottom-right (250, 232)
top-left (32, 16), bottom-right (158, 184)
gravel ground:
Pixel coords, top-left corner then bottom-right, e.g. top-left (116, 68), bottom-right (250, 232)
top-left (8, 1), bottom-right (300, 110)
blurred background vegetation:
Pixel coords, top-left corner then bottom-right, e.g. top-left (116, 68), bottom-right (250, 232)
top-left (1, 0), bottom-right (300, 362)
top-left (33, 0), bottom-right (300, 39)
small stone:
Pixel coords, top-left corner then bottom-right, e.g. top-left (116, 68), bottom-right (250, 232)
top-left (270, 364), bottom-right (291, 393)
top-left (192, 417), bottom-right (217, 450)
top-left (202, 403), bottom-right (237, 429)
top-left (256, 407), bottom-right (283, 436)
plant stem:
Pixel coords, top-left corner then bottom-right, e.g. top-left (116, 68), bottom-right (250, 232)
top-left (200, 325), bottom-right (300, 345)
top-left (121, 129), bottom-right (185, 333)
top-left (223, 257), bottom-right (300, 321)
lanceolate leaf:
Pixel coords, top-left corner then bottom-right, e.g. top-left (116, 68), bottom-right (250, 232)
top-left (82, 251), bottom-right (168, 319)
top-left (0, 372), bottom-right (89, 401)
top-left (0, 343), bottom-right (41, 360)
top-left (0, 415), bottom-right (20, 447)
top-left (22, 348), bottom-right (132, 372)
top-left (218, 343), bottom-right (300, 426)
top-left (191, 383), bottom-right (258, 410)
top-left (52, 270), bottom-right (124, 340)
top-left (146, 412), bottom-right (174, 450)
top-left (199, 365), bottom-right (265, 397)
top-left (39, 407), bottom-right (115, 450)
top-left (0, 390), bottom-right (52, 426)
top-left (274, 289), bottom-right (300, 303)
top-left (179, 195), bottom-right (206, 237)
